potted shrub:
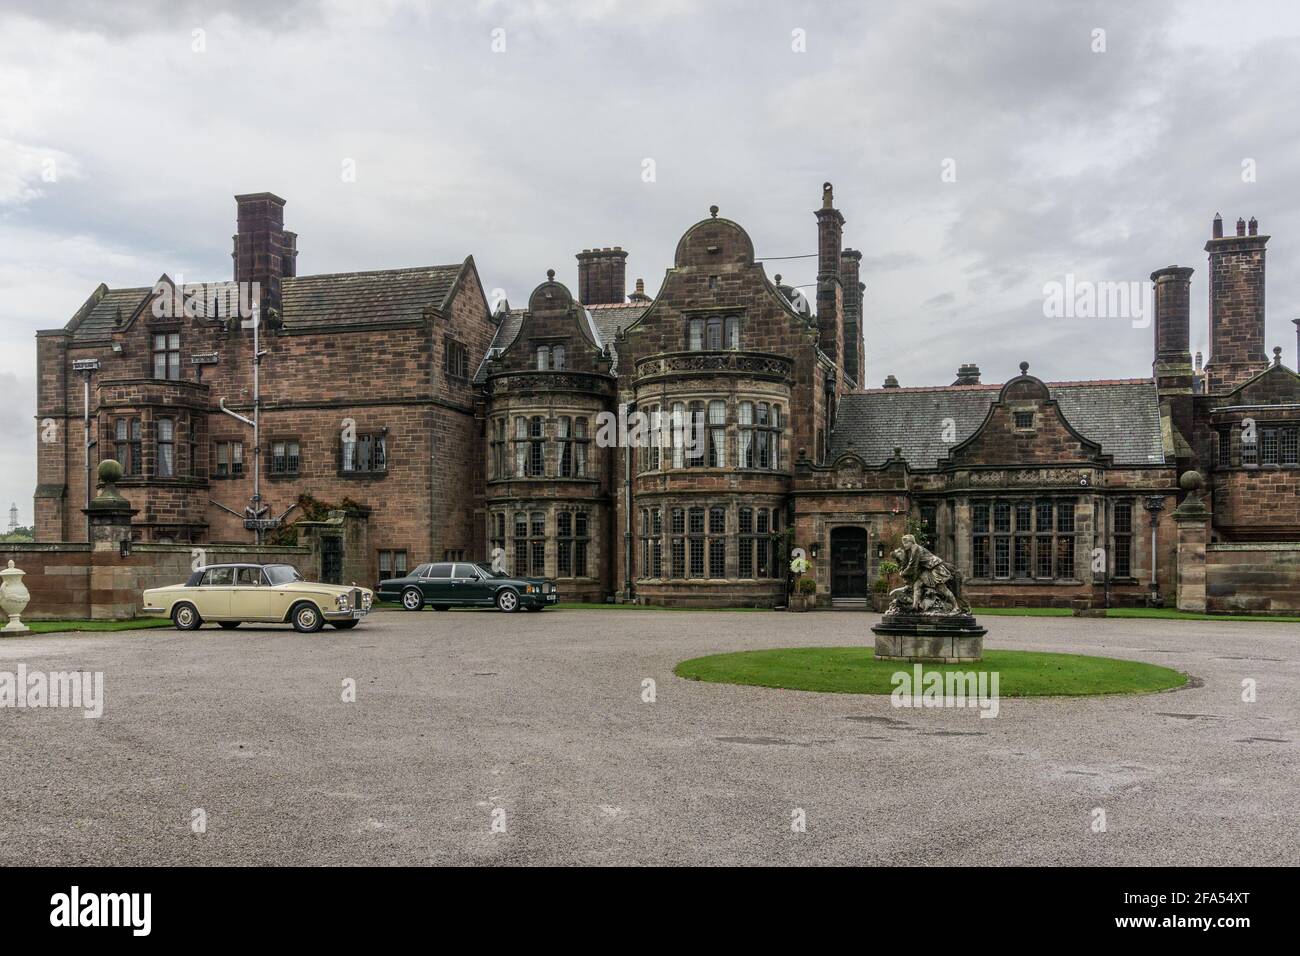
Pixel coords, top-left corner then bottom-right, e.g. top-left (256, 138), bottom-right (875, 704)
top-left (871, 559), bottom-right (900, 612)
top-left (791, 576), bottom-right (817, 612)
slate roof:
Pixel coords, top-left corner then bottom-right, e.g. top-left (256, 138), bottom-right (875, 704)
top-left (63, 263), bottom-right (470, 342)
top-left (472, 301), bottom-right (648, 384)
top-left (278, 264), bottom-right (464, 330)
top-left (67, 286), bottom-right (152, 342)
top-left (829, 379), bottom-right (1165, 468)
top-left (585, 302), bottom-right (649, 374)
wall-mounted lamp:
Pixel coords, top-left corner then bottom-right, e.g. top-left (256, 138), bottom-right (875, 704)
top-left (120, 538), bottom-right (132, 558)
top-left (809, 542), bottom-right (820, 560)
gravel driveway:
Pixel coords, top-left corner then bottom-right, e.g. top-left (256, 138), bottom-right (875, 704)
top-left (1, 609), bottom-right (1295, 865)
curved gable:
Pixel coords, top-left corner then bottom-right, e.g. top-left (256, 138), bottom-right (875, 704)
top-left (944, 365), bottom-right (1108, 467)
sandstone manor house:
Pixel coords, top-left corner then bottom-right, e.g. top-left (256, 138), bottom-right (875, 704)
top-left (31, 186), bottom-right (1300, 613)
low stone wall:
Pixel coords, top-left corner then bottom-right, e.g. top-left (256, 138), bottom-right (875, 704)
top-left (0, 542), bottom-right (314, 620)
top-left (1206, 542), bottom-right (1300, 614)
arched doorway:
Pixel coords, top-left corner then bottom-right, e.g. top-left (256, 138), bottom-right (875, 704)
top-left (830, 527), bottom-right (868, 604)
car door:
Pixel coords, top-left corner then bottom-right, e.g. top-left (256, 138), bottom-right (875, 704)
top-left (231, 566), bottom-right (273, 620)
top-left (451, 563), bottom-right (491, 605)
top-left (194, 566), bottom-right (233, 618)
top-left (420, 563), bottom-right (454, 605)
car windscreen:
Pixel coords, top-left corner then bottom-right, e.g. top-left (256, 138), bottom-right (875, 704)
top-left (475, 562), bottom-right (508, 577)
top-left (264, 565), bottom-right (303, 585)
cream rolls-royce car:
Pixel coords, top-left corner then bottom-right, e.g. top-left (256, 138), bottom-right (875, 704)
top-left (142, 563), bottom-right (373, 632)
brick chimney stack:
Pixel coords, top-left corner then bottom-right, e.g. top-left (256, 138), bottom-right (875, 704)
top-left (576, 247), bottom-right (628, 305)
top-left (839, 249), bottom-right (864, 388)
top-left (1152, 265), bottom-right (1194, 367)
top-left (953, 363), bottom-right (981, 385)
top-left (814, 182), bottom-right (845, 365)
top-left (1204, 214), bottom-right (1269, 392)
top-left (1150, 265), bottom-right (1196, 452)
top-left (232, 192), bottom-right (297, 323)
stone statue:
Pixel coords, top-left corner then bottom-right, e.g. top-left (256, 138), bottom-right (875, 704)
top-left (887, 534), bottom-right (970, 616)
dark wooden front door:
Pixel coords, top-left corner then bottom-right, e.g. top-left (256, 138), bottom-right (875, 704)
top-left (321, 535), bottom-right (343, 584)
top-left (831, 527), bottom-right (868, 598)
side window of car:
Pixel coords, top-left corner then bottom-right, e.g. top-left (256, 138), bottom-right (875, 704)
top-left (204, 567), bottom-right (234, 587)
top-left (452, 564), bottom-right (479, 579)
top-left (427, 564), bottom-right (452, 579)
top-left (237, 567), bottom-right (262, 586)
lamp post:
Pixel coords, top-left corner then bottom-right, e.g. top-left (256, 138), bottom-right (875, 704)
top-left (216, 298), bottom-right (271, 543)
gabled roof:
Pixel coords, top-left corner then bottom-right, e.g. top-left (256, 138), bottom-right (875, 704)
top-left (64, 285), bottom-right (152, 343)
top-left (1208, 358), bottom-right (1300, 407)
top-left (279, 262), bottom-right (467, 330)
top-left (830, 379), bottom-right (1165, 468)
top-left (472, 301), bottom-right (648, 383)
top-left (60, 261), bottom-right (476, 342)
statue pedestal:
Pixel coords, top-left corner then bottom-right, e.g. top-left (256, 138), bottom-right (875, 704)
top-left (872, 613), bottom-right (987, 663)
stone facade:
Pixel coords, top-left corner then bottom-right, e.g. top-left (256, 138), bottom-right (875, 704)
top-left (31, 193), bottom-right (1299, 611)
top-left (35, 194), bottom-right (496, 588)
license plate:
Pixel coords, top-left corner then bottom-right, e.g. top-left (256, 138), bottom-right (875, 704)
top-left (546, 594), bottom-right (558, 603)
top-left (352, 609), bottom-right (367, 619)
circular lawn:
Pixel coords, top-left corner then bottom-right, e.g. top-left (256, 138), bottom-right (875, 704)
top-left (674, 647), bottom-right (1188, 697)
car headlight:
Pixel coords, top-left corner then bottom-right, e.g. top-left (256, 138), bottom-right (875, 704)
top-left (336, 594), bottom-right (350, 610)
top-left (525, 585), bottom-right (538, 594)
top-left (362, 592), bottom-right (372, 609)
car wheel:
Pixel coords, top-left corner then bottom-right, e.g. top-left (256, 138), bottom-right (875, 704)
top-left (331, 620), bottom-right (359, 630)
top-left (172, 603), bottom-right (202, 631)
top-left (218, 621), bottom-right (240, 630)
top-left (291, 602), bottom-right (324, 633)
top-left (496, 589), bottom-right (519, 612)
top-left (401, 587), bottom-right (424, 611)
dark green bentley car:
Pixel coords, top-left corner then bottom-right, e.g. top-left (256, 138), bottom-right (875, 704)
top-left (378, 561), bottom-right (558, 612)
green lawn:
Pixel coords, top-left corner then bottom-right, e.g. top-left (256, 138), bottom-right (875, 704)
top-left (1103, 607), bottom-right (1300, 623)
top-left (972, 607), bottom-right (1074, 617)
top-left (675, 647), bottom-right (1188, 697)
top-left (976, 606), bottom-right (1300, 622)
top-left (20, 618), bottom-right (173, 634)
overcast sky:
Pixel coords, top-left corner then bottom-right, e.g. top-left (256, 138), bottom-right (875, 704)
top-left (2, 0), bottom-right (1299, 526)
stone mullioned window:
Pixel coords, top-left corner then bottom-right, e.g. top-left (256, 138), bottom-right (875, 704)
top-left (492, 414), bottom-right (595, 481)
top-left (971, 497), bottom-right (1077, 582)
top-left (635, 399), bottom-right (783, 474)
top-left (501, 506), bottom-right (593, 580)
top-left (1216, 423), bottom-right (1299, 467)
top-left (637, 503), bottom-right (782, 581)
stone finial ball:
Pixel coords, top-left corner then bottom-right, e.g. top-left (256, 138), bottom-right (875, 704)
top-left (98, 459), bottom-right (124, 484)
top-left (1180, 469), bottom-right (1204, 492)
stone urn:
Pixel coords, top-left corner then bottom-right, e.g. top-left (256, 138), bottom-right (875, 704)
top-left (0, 560), bottom-right (32, 635)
